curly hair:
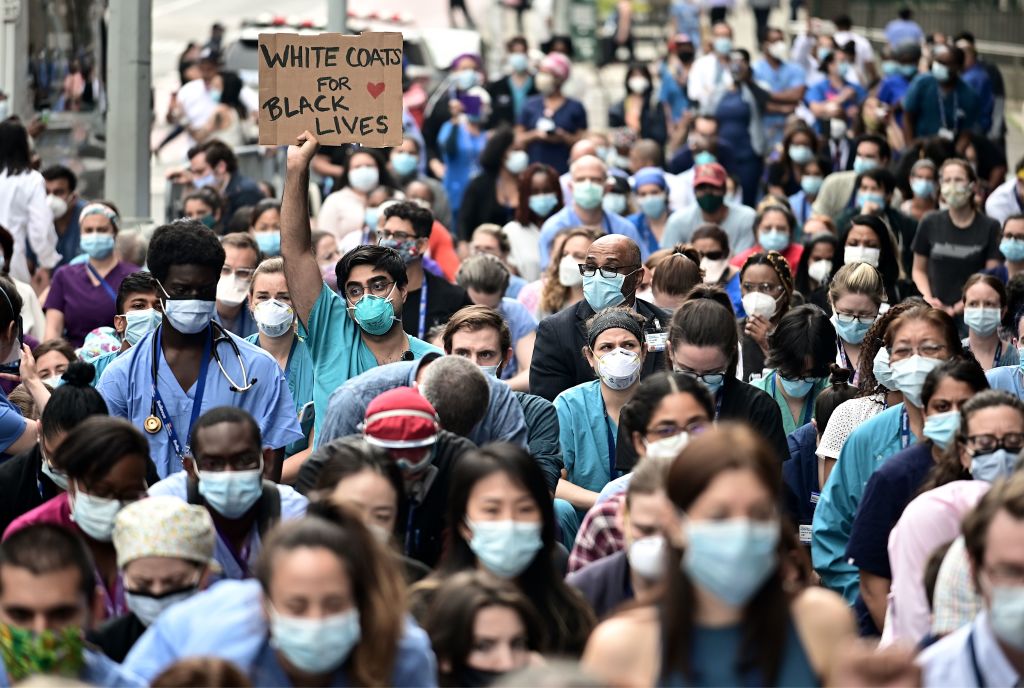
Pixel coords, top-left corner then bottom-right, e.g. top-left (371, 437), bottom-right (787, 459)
top-left (146, 219), bottom-right (225, 283)
top-left (540, 227), bottom-right (603, 315)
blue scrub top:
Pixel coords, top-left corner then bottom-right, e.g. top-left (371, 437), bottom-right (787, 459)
top-left (298, 284), bottom-right (442, 440)
top-left (554, 379), bottom-right (619, 494)
top-left (498, 297), bottom-right (538, 380)
top-left (750, 371), bottom-right (829, 437)
top-left (90, 349), bottom-right (121, 386)
top-left (124, 579), bottom-right (437, 686)
top-left (0, 391), bottom-right (26, 458)
top-left (148, 472), bottom-right (307, 580)
top-left (97, 325), bottom-right (305, 478)
top-left (245, 333), bottom-right (315, 457)
top-left (812, 402), bottom-right (917, 604)
top-left (538, 206), bottom-right (647, 269)
top-left (986, 365), bottom-right (1024, 397)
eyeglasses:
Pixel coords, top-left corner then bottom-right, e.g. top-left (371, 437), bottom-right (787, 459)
top-left (966, 433), bottom-right (1024, 455)
top-left (741, 281), bottom-right (785, 295)
top-left (699, 250), bottom-right (727, 261)
top-left (345, 278), bottom-right (396, 301)
top-left (221, 266), bottom-right (256, 281)
top-left (888, 343), bottom-right (947, 362)
top-left (376, 229), bottom-right (417, 242)
top-left (194, 454), bottom-right (263, 473)
top-left (834, 311), bottom-right (877, 325)
top-left (646, 420), bottom-right (710, 440)
top-left (578, 264), bottom-right (641, 278)
top-left (675, 367), bottom-right (727, 387)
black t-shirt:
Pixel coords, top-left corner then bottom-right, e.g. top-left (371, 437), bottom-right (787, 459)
top-left (400, 271), bottom-right (474, 339)
top-left (911, 209), bottom-right (1001, 306)
top-left (87, 613), bottom-right (147, 663)
top-left (0, 445), bottom-right (59, 535)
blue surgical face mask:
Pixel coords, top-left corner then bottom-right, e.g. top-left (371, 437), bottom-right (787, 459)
top-left (911, 178), bottom-right (936, 198)
top-left (454, 68), bottom-right (479, 91)
top-left (349, 284), bottom-right (398, 336)
top-left (637, 193), bottom-right (667, 219)
top-left (160, 290), bottom-right (216, 336)
top-left (681, 518), bottom-right (779, 607)
top-left (479, 364), bottom-right (500, 377)
top-left (873, 347), bottom-right (895, 390)
top-left (575, 181), bottom-right (605, 211)
top-left (890, 355), bottom-right (942, 408)
top-left (253, 231), bottom-right (281, 257)
top-left (853, 156), bottom-right (878, 175)
top-left (989, 586), bottom-right (1024, 650)
top-left (881, 60), bottom-right (899, 76)
top-left (971, 448), bottom-right (1018, 483)
top-left (837, 61), bottom-right (851, 78)
top-left (758, 229), bottom-right (790, 252)
top-left (779, 375), bottom-right (815, 399)
top-left (80, 233), bottom-right (115, 260)
top-left (197, 465), bottom-right (264, 518)
top-left (922, 410), bottom-right (960, 450)
top-left (788, 145), bottom-right (813, 165)
top-left (964, 307), bottom-right (1001, 337)
top-left (123, 308), bottom-right (162, 346)
top-left (467, 519), bottom-right (543, 578)
top-left (856, 191), bottom-right (886, 209)
top-left (193, 173), bottom-right (217, 189)
top-left (931, 61), bottom-right (950, 82)
top-left (582, 271), bottom-right (629, 311)
top-left (1002, 238), bottom-right (1024, 262)
top-left (364, 206), bottom-right (380, 230)
top-left (508, 52), bottom-right (529, 73)
top-left (831, 312), bottom-right (875, 345)
top-left (694, 150), bottom-right (717, 166)
top-left (40, 455), bottom-right (69, 491)
top-left (391, 151), bottom-right (419, 177)
top-left (713, 37), bottom-right (733, 55)
top-left (348, 165), bottom-right (380, 193)
top-left (528, 193), bottom-right (558, 217)
top-left (800, 175), bottom-right (823, 196)
top-left (900, 64), bottom-right (918, 78)
top-left (269, 606), bottom-right (361, 674)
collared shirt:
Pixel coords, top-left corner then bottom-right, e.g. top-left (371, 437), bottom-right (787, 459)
top-left (0, 647), bottom-right (145, 688)
top-left (125, 579), bottom-right (437, 686)
top-left (555, 380), bottom-right (618, 494)
top-left (918, 612), bottom-right (1020, 687)
top-left (537, 205), bottom-right (647, 269)
top-left (316, 357), bottom-right (528, 450)
top-left (148, 472), bottom-right (308, 580)
top-left (0, 170), bottom-right (61, 282)
top-left (567, 494), bottom-right (625, 574)
top-left (687, 53), bottom-right (733, 106)
top-left (884, 480), bottom-right (991, 646)
top-left (812, 403), bottom-right (916, 604)
top-left (299, 284), bottom-right (441, 439)
top-left (987, 365), bottom-right (1024, 398)
top-left (98, 327), bottom-right (305, 478)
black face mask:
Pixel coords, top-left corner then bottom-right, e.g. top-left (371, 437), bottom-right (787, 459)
top-left (457, 666), bottom-right (507, 688)
top-left (677, 50), bottom-right (695, 64)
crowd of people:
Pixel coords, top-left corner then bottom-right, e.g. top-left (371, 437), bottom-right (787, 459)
top-left (1, 3), bottom-right (1024, 686)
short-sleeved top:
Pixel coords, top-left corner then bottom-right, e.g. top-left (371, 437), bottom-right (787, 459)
top-left (299, 283), bottom-right (442, 439)
top-left (245, 334), bottom-right (315, 457)
top-left (662, 203), bottom-right (756, 255)
top-left (398, 271), bottom-right (475, 340)
top-left (846, 442), bottom-right (935, 580)
top-left (519, 95), bottom-right (588, 175)
top-left (498, 297), bottom-right (538, 380)
top-left (910, 209), bottom-right (1001, 306)
top-left (961, 337), bottom-right (1019, 368)
top-left (97, 326), bottom-right (305, 478)
top-left (987, 365), bottom-right (1024, 397)
top-left (902, 75), bottom-right (981, 138)
top-left (877, 74), bottom-right (913, 108)
top-left (148, 472), bottom-right (307, 580)
top-left (538, 206), bottom-right (647, 269)
top-left (0, 392), bottom-right (26, 458)
top-left (554, 380), bottom-right (619, 494)
top-left (817, 395), bottom-right (887, 460)
top-left (43, 261), bottom-right (140, 347)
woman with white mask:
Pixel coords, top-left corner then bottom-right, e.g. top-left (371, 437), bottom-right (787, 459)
top-left (583, 424), bottom-right (856, 686)
top-left (812, 304), bottom-right (962, 607)
top-left (960, 273), bottom-right (1017, 371)
top-left (836, 215), bottom-right (903, 305)
top-left (317, 149), bottom-right (394, 241)
top-left (243, 258), bottom-right (314, 483)
top-left (691, 224), bottom-right (743, 314)
top-left (525, 227), bottom-right (599, 318)
top-left (552, 308), bottom-right (647, 548)
top-left (737, 251), bottom-right (793, 382)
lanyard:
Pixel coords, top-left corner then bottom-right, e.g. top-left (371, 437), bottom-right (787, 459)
top-left (770, 371), bottom-right (815, 426)
top-left (417, 279), bottom-right (429, 340)
top-left (938, 87), bottom-right (959, 131)
top-left (967, 629), bottom-right (986, 688)
top-left (899, 406), bottom-right (912, 449)
top-left (604, 413), bottom-right (618, 481)
top-left (85, 263), bottom-right (118, 304)
top-left (152, 327), bottom-right (212, 462)
top-left (94, 567), bottom-right (124, 618)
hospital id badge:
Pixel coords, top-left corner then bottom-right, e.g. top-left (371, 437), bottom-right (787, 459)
top-left (799, 524), bottom-right (812, 544)
top-left (645, 331), bottom-right (668, 352)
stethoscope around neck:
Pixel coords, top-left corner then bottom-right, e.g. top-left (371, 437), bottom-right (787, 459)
top-left (147, 321), bottom-right (257, 423)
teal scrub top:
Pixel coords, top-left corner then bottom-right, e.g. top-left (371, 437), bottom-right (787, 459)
top-left (986, 365), bottom-right (1024, 398)
top-left (245, 333), bottom-right (314, 457)
top-left (298, 283), bottom-right (442, 439)
top-left (750, 371), bottom-right (830, 437)
top-left (811, 402), bottom-right (917, 604)
top-left (554, 379), bottom-right (619, 494)
top-left (91, 349), bottom-right (121, 386)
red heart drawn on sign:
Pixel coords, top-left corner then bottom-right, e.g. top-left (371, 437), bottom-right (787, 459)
top-left (367, 82), bottom-right (386, 99)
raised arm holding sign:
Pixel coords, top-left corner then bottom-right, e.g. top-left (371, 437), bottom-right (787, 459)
top-left (258, 32), bottom-right (404, 147)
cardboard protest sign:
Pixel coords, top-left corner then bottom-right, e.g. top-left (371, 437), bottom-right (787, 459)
top-left (258, 32), bottom-right (403, 147)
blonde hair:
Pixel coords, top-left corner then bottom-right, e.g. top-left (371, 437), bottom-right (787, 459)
top-left (540, 227), bottom-right (603, 315)
top-left (828, 262), bottom-right (885, 306)
top-left (248, 256), bottom-right (284, 294)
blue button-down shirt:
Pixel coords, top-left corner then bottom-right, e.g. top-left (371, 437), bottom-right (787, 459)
top-left (98, 326), bottom-right (305, 478)
top-left (538, 206), bottom-right (647, 269)
top-left (316, 357), bottom-right (528, 450)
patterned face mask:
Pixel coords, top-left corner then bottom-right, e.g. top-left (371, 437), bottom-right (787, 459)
top-left (0, 624), bottom-right (85, 682)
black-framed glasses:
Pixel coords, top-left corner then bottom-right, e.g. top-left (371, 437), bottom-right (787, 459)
top-left (646, 420), bottom-right (710, 439)
top-left (699, 250), bottom-right (727, 261)
top-left (834, 311), bottom-right (877, 325)
top-left (345, 279), bottom-right (396, 301)
top-left (675, 367), bottom-right (727, 388)
top-left (376, 229), bottom-right (417, 242)
top-left (966, 433), bottom-right (1024, 455)
top-left (578, 264), bottom-right (641, 279)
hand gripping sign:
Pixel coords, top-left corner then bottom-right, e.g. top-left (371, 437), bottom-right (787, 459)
top-left (258, 32), bottom-right (403, 147)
